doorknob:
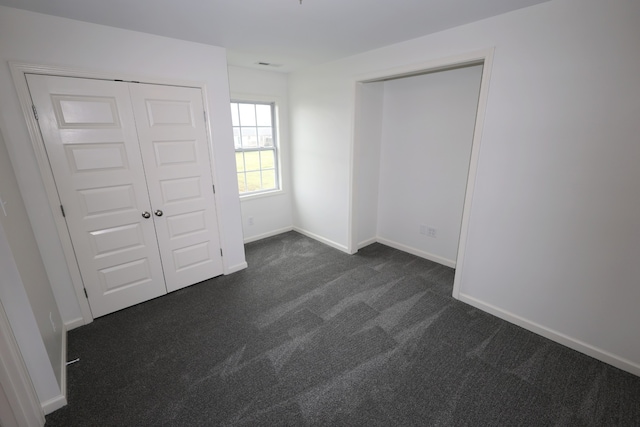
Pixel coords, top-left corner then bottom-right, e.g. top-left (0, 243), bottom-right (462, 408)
top-left (154, 210), bottom-right (163, 217)
top-left (141, 211), bottom-right (151, 219)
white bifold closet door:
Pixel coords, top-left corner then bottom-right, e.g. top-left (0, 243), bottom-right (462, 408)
top-left (27, 74), bottom-right (223, 318)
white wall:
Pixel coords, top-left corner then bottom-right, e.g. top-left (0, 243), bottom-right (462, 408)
top-left (376, 65), bottom-right (482, 265)
top-left (290, 71), bottom-right (356, 251)
top-left (0, 6), bottom-right (246, 326)
top-left (354, 81), bottom-right (384, 247)
top-left (0, 129), bottom-right (64, 410)
top-left (227, 66), bottom-right (293, 243)
top-left (290, 0), bottom-right (640, 375)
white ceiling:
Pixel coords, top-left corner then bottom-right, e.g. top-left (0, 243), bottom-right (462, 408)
top-left (0, 0), bottom-right (550, 72)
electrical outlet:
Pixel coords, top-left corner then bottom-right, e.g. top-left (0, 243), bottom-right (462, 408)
top-left (420, 224), bottom-right (437, 237)
top-left (248, 216), bottom-right (254, 226)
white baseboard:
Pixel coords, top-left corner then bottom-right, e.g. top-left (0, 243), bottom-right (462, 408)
top-left (42, 325), bottom-right (67, 415)
top-left (357, 237), bottom-right (377, 250)
top-left (458, 293), bottom-right (640, 377)
top-left (225, 261), bottom-right (248, 275)
top-left (41, 393), bottom-right (66, 415)
top-left (64, 317), bottom-right (85, 331)
top-left (375, 237), bottom-right (456, 268)
top-left (243, 226), bottom-right (294, 244)
top-left (292, 227), bottom-right (350, 253)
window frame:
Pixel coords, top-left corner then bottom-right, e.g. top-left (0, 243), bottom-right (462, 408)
top-left (230, 98), bottom-right (282, 198)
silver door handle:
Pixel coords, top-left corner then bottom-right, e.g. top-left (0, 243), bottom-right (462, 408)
top-left (142, 211), bottom-right (151, 219)
top-left (154, 210), bottom-right (163, 217)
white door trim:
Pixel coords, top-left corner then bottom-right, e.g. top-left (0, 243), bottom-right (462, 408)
top-left (347, 48), bottom-right (495, 299)
top-left (9, 62), bottom-right (221, 325)
top-left (0, 298), bottom-right (45, 427)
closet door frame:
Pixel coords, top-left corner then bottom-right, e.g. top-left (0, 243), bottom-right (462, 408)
top-left (9, 62), bottom-right (221, 325)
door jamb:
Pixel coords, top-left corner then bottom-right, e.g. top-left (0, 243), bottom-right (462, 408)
top-left (9, 62), bottom-right (218, 324)
top-left (0, 298), bottom-right (45, 427)
top-left (347, 48), bottom-right (495, 299)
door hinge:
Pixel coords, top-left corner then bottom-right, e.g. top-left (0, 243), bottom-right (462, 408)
top-left (220, 248), bottom-right (223, 257)
top-left (60, 205), bottom-right (66, 217)
top-left (32, 105), bottom-right (39, 120)
top-left (203, 110), bottom-right (207, 122)
top-left (212, 184), bottom-right (216, 194)
top-left (83, 288), bottom-right (88, 299)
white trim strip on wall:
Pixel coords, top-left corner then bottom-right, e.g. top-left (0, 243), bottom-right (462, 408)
top-left (459, 293), bottom-right (640, 377)
top-left (375, 237), bottom-right (456, 268)
top-left (293, 227), bottom-right (350, 254)
top-left (0, 299), bottom-right (45, 426)
top-left (243, 226), bottom-right (294, 244)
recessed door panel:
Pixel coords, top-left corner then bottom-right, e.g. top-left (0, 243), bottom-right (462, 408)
top-left (130, 83), bottom-right (223, 292)
top-left (51, 95), bottom-right (120, 128)
top-left (172, 243), bottom-right (211, 272)
top-left (99, 258), bottom-right (152, 292)
top-left (159, 177), bottom-right (202, 204)
top-left (89, 223), bottom-right (146, 258)
top-left (145, 100), bottom-right (193, 127)
top-left (27, 74), bottom-right (167, 318)
top-left (65, 143), bottom-right (128, 173)
top-left (78, 185), bottom-right (137, 218)
top-left (166, 211), bottom-right (207, 239)
top-left (153, 140), bottom-right (198, 166)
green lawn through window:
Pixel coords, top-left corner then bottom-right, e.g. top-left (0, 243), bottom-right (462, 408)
top-left (236, 150), bottom-right (276, 193)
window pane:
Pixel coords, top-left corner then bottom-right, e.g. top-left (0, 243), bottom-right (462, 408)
top-left (257, 127), bottom-right (273, 147)
top-left (235, 152), bottom-right (244, 172)
top-left (244, 151), bottom-right (260, 171)
top-left (233, 127), bottom-right (241, 149)
top-left (262, 170), bottom-right (276, 190)
top-left (231, 101), bottom-right (278, 195)
top-left (238, 103), bottom-right (256, 126)
top-left (241, 127), bottom-right (257, 148)
top-left (260, 150), bottom-right (274, 169)
top-left (230, 103), bottom-right (240, 126)
top-left (245, 171), bottom-right (261, 192)
top-left (255, 104), bottom-right (272, 126)
top-left (237, 173), bottom-right (246, 193)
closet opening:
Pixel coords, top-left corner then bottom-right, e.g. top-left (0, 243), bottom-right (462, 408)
top-left (349, 49), bottom-right (493, 299)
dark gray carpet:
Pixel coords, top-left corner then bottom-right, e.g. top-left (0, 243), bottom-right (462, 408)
top-left (46, 231), bottom-right (640, 426)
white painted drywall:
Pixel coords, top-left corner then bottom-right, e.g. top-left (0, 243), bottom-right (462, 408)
top-left (0, 6), bottom-right (246, 325)
top-left (376, 65), bottom-right (482, 265)
top-left (290, 73), bottom-right (355, 251)
top-left (0, 129), bottom-right (63, 404)
top-left (354, 81), bottom-right (384, 248)
top-left (289, 0), bottom-right (640, 374)
top-left (227, 66), bottom-right (294, 243)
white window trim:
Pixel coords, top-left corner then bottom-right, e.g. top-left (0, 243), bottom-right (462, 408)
top-left (231, 93), bottom-right (286, 201)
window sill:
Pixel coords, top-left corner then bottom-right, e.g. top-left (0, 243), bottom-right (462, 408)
top-left (239, 188), bottom-right (285, 202)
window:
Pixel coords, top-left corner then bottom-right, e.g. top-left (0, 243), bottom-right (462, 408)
top-left (231, 101), bottom-right (279, 195)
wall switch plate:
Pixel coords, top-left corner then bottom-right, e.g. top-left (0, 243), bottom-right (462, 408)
top-left (248, 216), bottom-right (254, 226)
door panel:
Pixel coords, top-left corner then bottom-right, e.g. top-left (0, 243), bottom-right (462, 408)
top-left (27, 74), bottom-right (167, 317)
top-left (129, 84), bottom-right (223, 292)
